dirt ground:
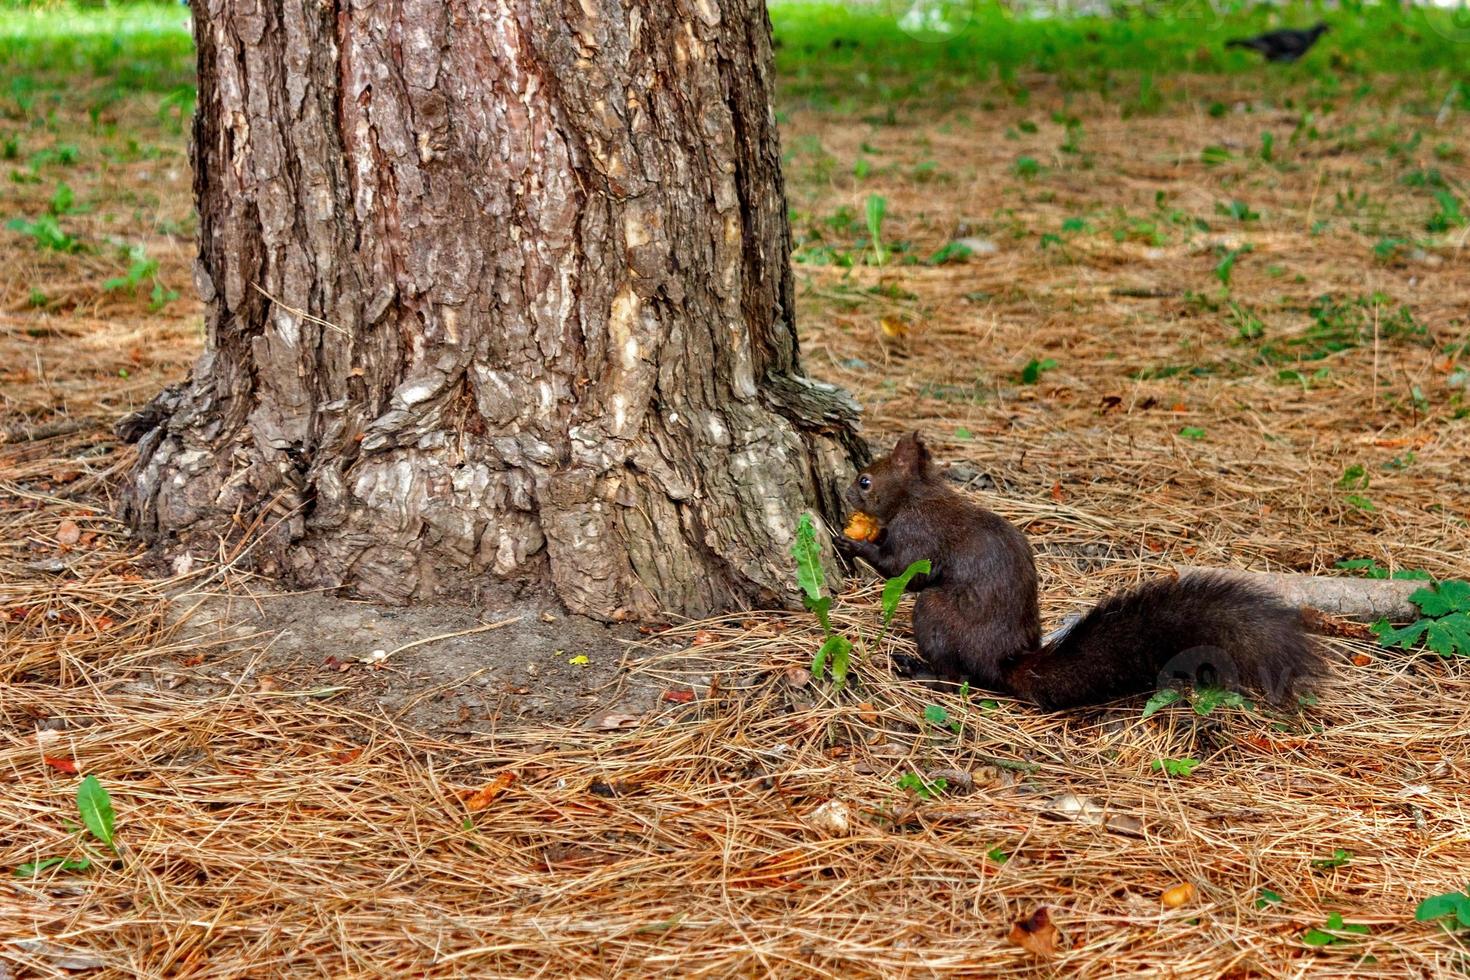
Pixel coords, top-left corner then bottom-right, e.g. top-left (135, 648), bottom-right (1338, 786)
top-left (3, 33), bottom-right (1470, 980)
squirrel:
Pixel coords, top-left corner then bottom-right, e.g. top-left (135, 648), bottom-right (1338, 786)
top-left (837, 432), bottom-right (1326, 710)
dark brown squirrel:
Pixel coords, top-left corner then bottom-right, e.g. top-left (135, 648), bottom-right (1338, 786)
top-left (838, 432), bottom-right (1325, 710)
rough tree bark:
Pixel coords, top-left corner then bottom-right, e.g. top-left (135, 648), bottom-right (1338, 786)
top-left (118, 0), bottom-right (865, 619)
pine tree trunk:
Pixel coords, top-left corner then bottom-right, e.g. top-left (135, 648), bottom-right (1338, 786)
top-left (118, 0), bottom-right (864, 620)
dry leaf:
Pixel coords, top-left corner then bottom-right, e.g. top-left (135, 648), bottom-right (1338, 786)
top-left (590, 712), bottom-right (642, 730)
top-left (179, 654), bottom-right (205, 668)
top-left (55, 520), bottom-right (80, 547)
top-left (803, 798), bottom-right (852, 836)
top-left (463, 771), bottom-right (517, 811)
top-left (1352, 653), bottom-right (1373, 667)
top-left (662, 687), bottom-right (695, 704)
top-left (692, 629), bottom-right (716, 646)
top-left (255, 675), bottom-right (280, 693)
top-left (43, 756), bottom-right (78, 774)
top-left (1050, 480), bottom-right (1064, 502)
top-left (857, 702), bottom-right (878, 725)
top-left (1007, 906), bottom-right (1060, 956)
top-left (783, 667), bottom-right (811, 688)
top-left (879, 314), bottom-right (910, 339)
top-left (1161, 882), bottom-right (1196, 908)
top-left (332, 747), bottom-right (364, 765)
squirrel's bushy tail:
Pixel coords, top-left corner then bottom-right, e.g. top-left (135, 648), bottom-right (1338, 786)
top-left (1004, 573), bottom-right (1325, 711)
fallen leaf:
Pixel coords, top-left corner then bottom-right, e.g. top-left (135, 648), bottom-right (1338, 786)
top-left (55, 520), bottom-right (80, 547)
top-left (567, 654), bottom-right (590, 667)
top-left (255, 675), bottom-right (280, 693)
top-left (692, 629), bottom-right (716, 646)
top-left (43, 756), bottom-right (78, 774)
top-left (179, 654), bottom-right (205, 667)
top-left (879, 314), bottom-right (910, 340)
top-left (1008, 907), bottom-right (1060, 956)
top-left (1352, 653), bottom-right (1372, 667)
top-left (662, 687), bottom-right (695, 704)
top-left (1161, 882), bottom-right (1197, 908)
top-left (1050, 481), bottom-right (1064, 502)
top-left (590, 712), bottom-right (642, 730)
top-left (858, 702), bottom-right (878, 725)
top-left (803, 798), bottom-right (852, 836)
top-left (784, 667), bottom-right (811, 688)
top-left (332, 747), bottom-right (363, 764)
top-left (463, 771), bottom-right (517, 811)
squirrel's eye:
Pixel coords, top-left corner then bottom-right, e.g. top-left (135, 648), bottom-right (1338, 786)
top-left (858, 475), bottom-right (872, 490)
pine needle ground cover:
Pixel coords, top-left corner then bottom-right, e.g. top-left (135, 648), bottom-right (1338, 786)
top-left (3, 2), bottom-right (1468, 975)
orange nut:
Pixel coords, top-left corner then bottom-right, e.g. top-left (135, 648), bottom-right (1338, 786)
top-left (843, 511), bottom-right (880, 543)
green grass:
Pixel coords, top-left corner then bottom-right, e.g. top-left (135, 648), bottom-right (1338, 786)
top-left (3, 1), bottom-right (1468, 106)
top-left (0, 2), bottom-right (192, 93)
top-left (770, 1), bottom-right (1470, 106)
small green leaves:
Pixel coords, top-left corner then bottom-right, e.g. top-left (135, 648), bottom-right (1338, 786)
top-left (812, 634), bottom-right (853, 688)
top-left (881, 560), bottom-right (931, 627)
top-left (1410, 579), bottom-right (1470, 617)
top-left (77, 775), bottom-right (116, 852)
top-left (1414, 889), bottom-right (1470, 928)
top-left (1178, 426), bottom-right (1206, 440)
top-left (896, 771), bottom-right (947, 799)
top-left (1335, 558), bottom-right (1431, 581)
top-left (804, 595), bottom-right (834, 637)
top-left (1338, 465), bottom-right (1374, 510)
top-left (986, 846), bottom-right (1009, 864)
top-left (953, 426), bottom-right (973, 440)
top-left (865, 193), bottom-right (888, 265)
top-left (1142, 689), bottom-right (1181, 718)
top-left (1372, 580), bottom-right (1470, 658)
top-left (1019, 357), bottom-right (1057, 385)
top-left (1200, 145), bottom-right (1232, 166)
top-left (921, 703), bottom-right (960, 733)
top-left (1151, 757), bottom-right (1200, 777)
top-left (926, 241), bottom-right (972, 265)
top-left (1255, 888), bottom-right (1284, 910)
top-left (1311, 848), bottom-right (1353, 871)
top-left (1013, 155), bottom-right (1041, 178)
top-left (791, 513), bottom-right (825, 604)
top-left (1302, 912), bottom-right (1370, 946)
top-left (1191, 687), bottom-right (1247, 716)
top-left (48, 180), bottom-right (75, 215)
top-left (14, 856), bottom-right (91, 878)
top-left (1216, 199), bottom-right (1259, 222)
top-left (1214, 243), bottom-right (1253, 286)
top-left (7, 214), bottom-right (81, 253)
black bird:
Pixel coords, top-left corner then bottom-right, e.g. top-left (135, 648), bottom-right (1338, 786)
top-left (1226, 22), bottom-right (1330, 63)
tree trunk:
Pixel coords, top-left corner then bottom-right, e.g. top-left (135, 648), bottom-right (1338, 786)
top-left (118, 0), bottom-right (864, 620)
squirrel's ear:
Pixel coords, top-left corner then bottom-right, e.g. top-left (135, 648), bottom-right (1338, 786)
top-left (890, 431), bottom-right (932, 473)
